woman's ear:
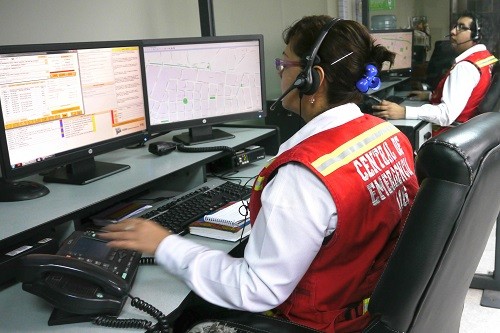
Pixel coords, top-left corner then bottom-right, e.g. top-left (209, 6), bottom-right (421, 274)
top-left (313, 65), bottom-right (327, 93)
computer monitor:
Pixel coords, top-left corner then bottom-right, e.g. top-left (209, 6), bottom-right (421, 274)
top-left (142, 35), bottom-right (266, 145)
top-left (370, 29), bottom-right (414, 80)
top-left (0, 40), bottom-right (148, 201)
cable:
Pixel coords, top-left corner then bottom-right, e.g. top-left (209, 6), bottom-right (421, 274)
top-left (92, 294), bottom-right (169, 333)
top-left (139, 257), bottom-right (156, 265)
top-left (177, 143), bottom-right (235, 154)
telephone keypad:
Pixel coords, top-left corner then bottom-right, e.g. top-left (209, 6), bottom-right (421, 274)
top-left (58, 231), bottom-right (140, 283)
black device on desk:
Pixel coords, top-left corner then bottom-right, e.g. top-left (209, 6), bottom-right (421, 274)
top-left (17, 230), bottom-right (171, 332)
top-left (19, 230), bottom-right (141, 317)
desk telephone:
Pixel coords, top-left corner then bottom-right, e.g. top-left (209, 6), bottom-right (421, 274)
top-left (19, 230), bottom-right (168, 331)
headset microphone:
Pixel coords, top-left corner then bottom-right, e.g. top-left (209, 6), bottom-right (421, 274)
top-left (269, 77), bottom-right (305, 111)
top-left (444, 34), bottom-right (451, 38)
top-left (456, 39), bottom-right (474, 45)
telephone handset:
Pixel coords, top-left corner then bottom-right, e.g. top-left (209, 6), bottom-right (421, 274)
top-left (19, 230), bottom-right (141, 316)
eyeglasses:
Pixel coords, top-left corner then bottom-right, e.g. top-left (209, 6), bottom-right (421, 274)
top-left (452, 23), bottom-right (472, 33)
top-left (275, 58), bottom-right (302, 72)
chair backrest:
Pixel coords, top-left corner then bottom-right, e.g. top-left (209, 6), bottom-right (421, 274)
top-left (425, 40), bottom-right (455, 90)
top-left (364, 112), bottom-right (500, 333)
top-left (477, 63), bottom-right (500, 114)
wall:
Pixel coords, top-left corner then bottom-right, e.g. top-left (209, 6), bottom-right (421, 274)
top-left (213, 0), bottom-right (339, 99)
top-left (366, 1), bottom-right (416, 29)
top-left (415, 0), bottom-right (451, 58)
top-left (0, 0), bottom-right (451, 101)
top-left (0, 0), bottom-right (201, 44)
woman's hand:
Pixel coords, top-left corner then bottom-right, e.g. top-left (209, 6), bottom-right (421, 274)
top-left (99, 218), bottom-right (173, 254)
top-left (372, 100), bottom-right (406, 120)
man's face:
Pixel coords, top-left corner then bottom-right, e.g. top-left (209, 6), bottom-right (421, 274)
top-left (450, 16), bottom-right (475, 53)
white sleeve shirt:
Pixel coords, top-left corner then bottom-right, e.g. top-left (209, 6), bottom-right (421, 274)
top-left (154, 104), bottom-right (364, 312)
top-left (405, 44), bottom-right (486, 126)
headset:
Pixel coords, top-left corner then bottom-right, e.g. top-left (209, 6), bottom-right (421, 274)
top-left (471, 14), bottom-right (481, 42)
top-left (269, 18), bottom-right (342, 111)
top-left (448, 13), bottom-right (482, 43)
top-left (269, 17), bottom-right (380, 111)
top-left (295, 17), bottom-right (342, 96)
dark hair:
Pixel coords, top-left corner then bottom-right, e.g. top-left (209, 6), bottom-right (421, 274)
top-left (458, 11), bottom-right (481, 41)
top-left (282, 15), bottom-right (395, 106)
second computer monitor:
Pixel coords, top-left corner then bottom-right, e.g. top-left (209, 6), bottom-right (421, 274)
top-left (142, 35), bottom-right (267, 145)
top-left (371, 29), bottom-right (414, 79)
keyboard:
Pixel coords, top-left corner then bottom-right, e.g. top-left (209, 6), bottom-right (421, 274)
top-left (385, 95), bottom-right (406, 104)
top-left (139, 178), bottom-right (252, 235)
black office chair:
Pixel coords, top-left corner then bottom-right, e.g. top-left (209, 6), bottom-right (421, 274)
top-left (365, 111), bottom-right (500, 333)
top-left (425, 40), bottom-right (455, 90)
top-left (170, 112), bottom-right (500, 333)
top-left (477, 63), bottom-right (500, 115)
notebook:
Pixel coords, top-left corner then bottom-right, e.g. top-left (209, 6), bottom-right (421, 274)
top-left (203, 200), bottom-right (249, 227)
top-left (189, 220), bottom-right (251, 242)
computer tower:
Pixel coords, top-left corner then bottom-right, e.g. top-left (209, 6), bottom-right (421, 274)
top-left (389, 120), bottom-right (432, 151)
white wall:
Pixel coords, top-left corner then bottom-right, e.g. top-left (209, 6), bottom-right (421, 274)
top-left (0, 0), bottom-right (450, 100)
top-left (213, 0), bottom-right (339, 99)
top-left (415, 0), bottom-right (451, 58)
top-left (0, 0), bottom-right (201, 44)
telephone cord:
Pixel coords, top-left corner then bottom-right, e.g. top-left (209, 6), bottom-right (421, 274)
top-left (92, 295), bottom-right (169, 332)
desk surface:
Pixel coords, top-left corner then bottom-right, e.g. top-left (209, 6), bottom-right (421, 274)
top-left (0, 126), bottom-right (276, 243)
top-left (0, 235), bottom-right (235, 333)
top-left (0, 153), bottom-right (271, 332)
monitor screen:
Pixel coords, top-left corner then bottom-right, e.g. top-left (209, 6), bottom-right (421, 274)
top-left (0, 40), bottom-right (148, 201)
top-left (370, 29), bottom-right (413, 79)
top-left (142, 35), bottom-right (266, 145)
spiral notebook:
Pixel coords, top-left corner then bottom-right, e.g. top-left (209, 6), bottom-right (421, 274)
top-left (203, 200), bottom-right (249, 227)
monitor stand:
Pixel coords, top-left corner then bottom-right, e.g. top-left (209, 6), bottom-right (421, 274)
top-left (173, 125), bottom-right (235, 145)
top-left (0, 178), bottom-right (50, 202)
top-left (43, 157), bottom-right (130, 185)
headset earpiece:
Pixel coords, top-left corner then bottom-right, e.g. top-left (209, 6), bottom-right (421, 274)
top-left (472, 15), bottom-right (481, 41)
top-left (299, 67), bottom-right (321, 96)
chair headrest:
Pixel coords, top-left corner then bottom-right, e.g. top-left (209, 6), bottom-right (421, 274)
top-left (416, 112), bottom-right (500, 185)
top-left (477, 64), bottom-right (500, 114)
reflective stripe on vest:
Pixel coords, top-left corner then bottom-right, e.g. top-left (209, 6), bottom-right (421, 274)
top-left (312, 122), bottom-right (399, 177)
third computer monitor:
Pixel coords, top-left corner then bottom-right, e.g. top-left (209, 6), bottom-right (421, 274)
top-left (370, 29), bottom-right (414, 80)
top-left (142, 35), bottom-right (267, 145)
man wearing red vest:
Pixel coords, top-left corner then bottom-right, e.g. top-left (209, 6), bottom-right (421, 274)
top-left (372, 11), bottom-right (497, 136)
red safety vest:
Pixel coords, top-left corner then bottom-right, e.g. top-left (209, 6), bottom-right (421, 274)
top-left (249, 115), bottom-right (419, 333)
top-left (430, 50), bottom-right (497, 136)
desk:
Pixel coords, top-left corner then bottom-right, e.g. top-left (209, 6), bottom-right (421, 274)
top-left (0, 235), bottom-right (233, 332)
top-left (386, 93), bottom-right (431, 151)
top-left (0, 126), bottom-right (277, 243)
top-left (0, 128), bottom-right (275, 332)
top-left (0, 155), bottom-right (272, 332)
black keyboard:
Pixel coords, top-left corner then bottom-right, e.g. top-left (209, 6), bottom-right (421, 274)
top-left (139, 178), bottom-right (252, 235)
top-left (385, 95), bottom-right (405, 104)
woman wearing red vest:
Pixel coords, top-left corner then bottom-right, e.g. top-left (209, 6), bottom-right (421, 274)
top-left (100, 16), bottom-right (419, 332)
top-left (372, 11), bottom-right (497, 136)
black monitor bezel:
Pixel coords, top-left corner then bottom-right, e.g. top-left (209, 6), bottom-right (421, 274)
top-left (370, 28), bottom-right (414, 78)
top-left (0, 39), bottom-right (149, 182)
top-left (141, 34), bottom-right (267, 139)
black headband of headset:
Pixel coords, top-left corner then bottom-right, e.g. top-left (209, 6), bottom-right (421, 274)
top-left (303, 18), bottom-right (342, 71)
